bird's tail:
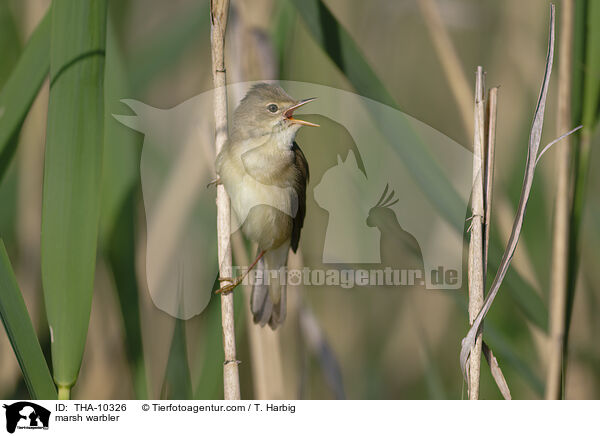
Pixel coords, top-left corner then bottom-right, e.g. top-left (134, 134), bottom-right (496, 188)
top-left (250, 243), bottom-right (289, 329)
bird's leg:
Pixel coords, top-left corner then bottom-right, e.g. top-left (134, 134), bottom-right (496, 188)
top-left (206, 176), bottom-right (222, 188)
top-left (215, 250), bottom-right (266, 294)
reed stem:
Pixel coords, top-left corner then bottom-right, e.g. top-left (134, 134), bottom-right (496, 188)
top-left (467, 66), bottom-right (486, 399)
top-left (210, 0), bottom-right (241, 400)
top-left (546, 0), bottom-right (574, 400)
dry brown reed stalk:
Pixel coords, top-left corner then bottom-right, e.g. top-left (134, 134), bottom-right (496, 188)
top-left (483, 87), bottom-right (498, 277)
top-left (417, 0), bottom-right (473, 136)
top-left (546, 0), bottom-right (574, 400)
top-left (467, 66), bottom-right (486, 399)
top-left (461, 4), bottom-right (558, 391)
top-left (210, 0), bottom-right (241, 400)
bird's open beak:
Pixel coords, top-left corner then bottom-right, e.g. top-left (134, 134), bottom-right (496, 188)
top-left (284, 98), bottom-right (319, 127)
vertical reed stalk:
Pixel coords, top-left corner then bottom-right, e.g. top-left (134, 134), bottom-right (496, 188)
top-left (546, 0), bottom-right (574, 400)
top-left (483, 87), bottom-right (498, 277)
top-left (467, 66), bottom-right (486, 399)
top-left (210, 0), bottom-right (240, 400)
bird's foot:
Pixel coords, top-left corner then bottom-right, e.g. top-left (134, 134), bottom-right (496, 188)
top-left (215, 276), bottom-right (242, 295)
top-left (215, 251), bottom-right (265, 294)
top-left (207, 177), bottom-right (222, 188)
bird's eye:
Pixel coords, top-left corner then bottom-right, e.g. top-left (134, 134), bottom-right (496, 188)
top-left (267, 103), bottom-right (278, 113)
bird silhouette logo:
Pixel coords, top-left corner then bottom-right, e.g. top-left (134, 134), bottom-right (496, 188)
top-left (366, 184), bottom-right (425, 275)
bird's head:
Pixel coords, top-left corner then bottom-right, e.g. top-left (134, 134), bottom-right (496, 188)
top-left (231, 83), bottom-right (318, 139)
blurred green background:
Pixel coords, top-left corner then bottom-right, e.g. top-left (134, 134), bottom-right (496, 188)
top-left (0, 0), bottom-right (598, 400)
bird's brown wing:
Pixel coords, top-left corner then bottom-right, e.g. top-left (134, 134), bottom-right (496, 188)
top-left (291, 141), bottom-right (309, 253)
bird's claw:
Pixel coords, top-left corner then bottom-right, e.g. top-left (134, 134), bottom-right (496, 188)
top-left (207, 177), bottom-right (222, 188)
top-left (215, 276), bottom-right (241, 294)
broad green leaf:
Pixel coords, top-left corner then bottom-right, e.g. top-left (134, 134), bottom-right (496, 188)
top-left (0, 240), bottom-right (56, 399)
top-left (0, 11), bottom-right (49, 181)
top-left (102, 14), bottom-right (147, 399)
top-left (41, 0), bottom-right (108, 391)
top-left (0, 0), bottom-right (21, 247)
top-left (0, 0), bottom-right (21, 85)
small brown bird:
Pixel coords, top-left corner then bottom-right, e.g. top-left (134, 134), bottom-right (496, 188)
top-left (215, 84), bottom-right (318, 328)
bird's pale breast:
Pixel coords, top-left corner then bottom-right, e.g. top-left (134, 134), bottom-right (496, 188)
top-left (217, 137), bottom-right (298, 251)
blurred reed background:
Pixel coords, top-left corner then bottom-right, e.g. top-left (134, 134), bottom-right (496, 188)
top-left (0, 0), bottom-right (598, 400)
